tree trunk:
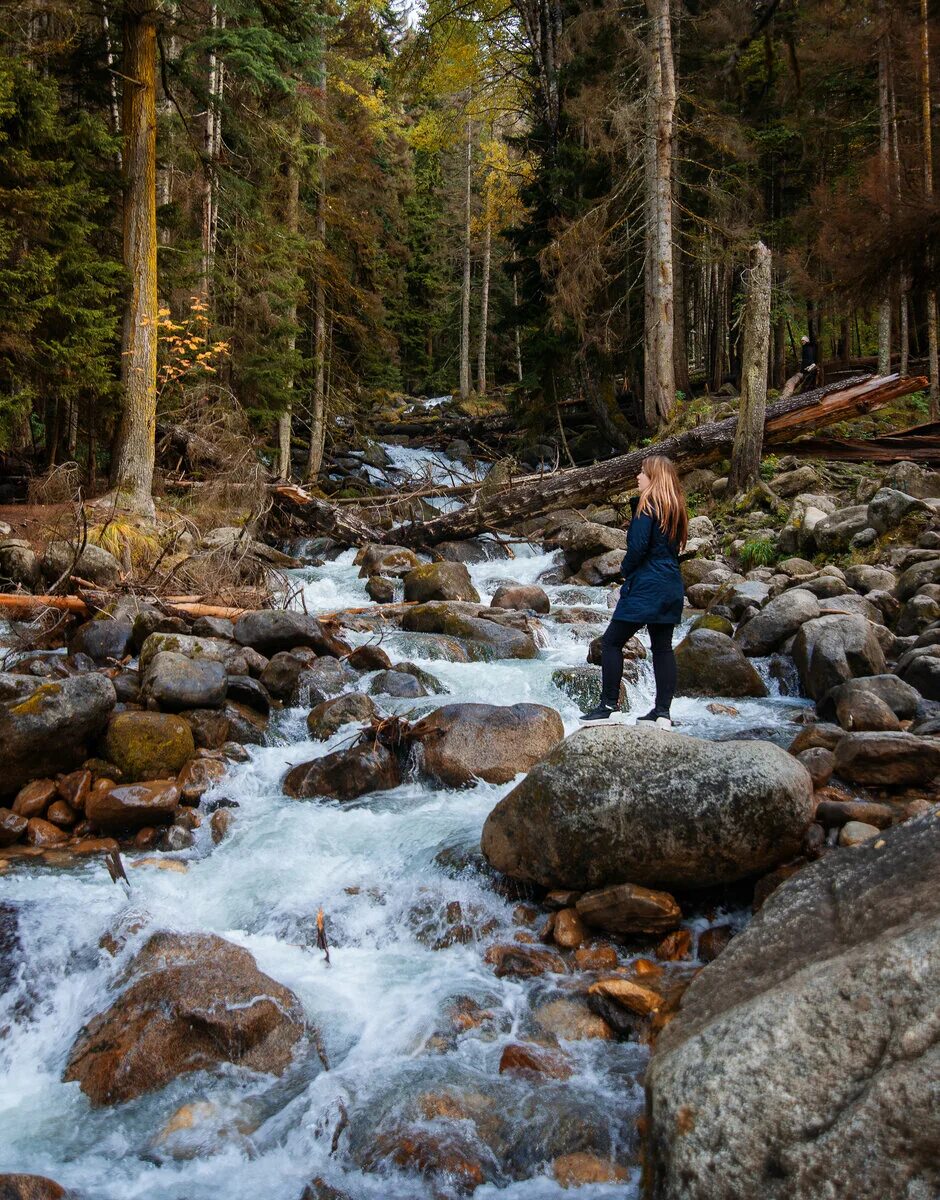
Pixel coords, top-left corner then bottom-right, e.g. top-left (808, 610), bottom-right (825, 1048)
top-left (307, 76), bottom-right (328, 484)
top-left (477, 218), bottom-right (491, 395)
top-left (728, 242), bottom-right (772, 494)
top-left (513, 272), bottom-right (523, 383)
top-left (101, 1), bottom-right (121, 169)
top-left (643, 0), bottom-right (677, 427)
top-left (109, 0), bottom-right (158, 514)
top-left (877, 3), bottom-right (892, 375)
top-left (277, 120), bottom-right (301, 483)
top-left (459, 114), bottom-right (472, 400)
top-left (922, 0), bottom-right (940, 416)
top-left (201, 3), bottom-right (224, 297)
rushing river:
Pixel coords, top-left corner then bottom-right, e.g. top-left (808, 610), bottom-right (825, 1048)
top-left (0, 457), bottom-right (808, 1199)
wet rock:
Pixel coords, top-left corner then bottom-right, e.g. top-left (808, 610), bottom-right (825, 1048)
top-left (834, 688), bottom-right (900, 732)
top-left (796, 747), bottom-right (834, 788)
top-left (402, 602), bottom-right (538, 660)
top-left (142, 652), bottom-right (227, 712)
top-left (576, 883), bottom-right (681, 935)
top-left (697, 925), bottom-right (733, 962)
top-left (838, 820), bottom-right (880, 847)
top-left (210, 807), bottom-right (234, 844)
top-left (499, 1042), bottom-right (573, 1079)
top-left (63, 931), bottom-right (306, 1106)
top-left (675, 629), bottom-right (768, 698)
top-left (85, 780), bottom-right (179, 831)
top-left (408, 703), bottom-right (564, 786)
top-left (68, 618), bottom-right (133, 664)
top-left (814, 797), bottom-right (893, 829)
top-left (369, 668), bottom-right (427, 698)
top-left (176, 757), bottom-right (227, 803)
top-left (26, 817), bottom-right (68, 847)
top-left (45, 800), bottom-right (76, 828)
top-left (548, 521), bottom-right (627, 572)
top-left (812, 505), bottom-right (871, 555)
top-left (832, 731), bottom-right (940, 787)
top-left (733, 589), bottom-right (819, 657)
top-left (403, 561), bottom-right (480, 603)
top-left (355, 543), bottom-right (421, 578)
top-left (362, 1126), bottom-right (489, 1195)
top-left (437, 538), bottom-right (513, 564)
top-left (574, 944), bottom-right (619, 970)
top-left (656, 929), bottom-right (693, 961)
top-left (553, 1153), bottom-right (629, 1188)
top-left (535, 998), bottom-right (612, 1041)
top-left (234, 610), bottom-right (351, 658)
top-left (482, 726), bottom-right (814, 891)
top-left (283, 742), bottom-right (400, 800)
top-left (787, 722), bottom-right (844, 755)
top-left (588, 976), bottom-right (667, 1016)
top-left (41, 541), bottom-right (120, 587)
top-left (104, 712), bottom-right (195, 781)
top-left (300, 1180), bottom-right (355, 1200)
top-left (365, 575), bottom-right (394, 603)
top-left (259, 650), bottom-right (316, 700)
top-left (0, 809), bottom-right (27, 846)
top-left (645, 815), bottom-right (940, 1200)
top-left (1, 674), bottom-right (116, 797)
top-left (163, 824), bottom-right (195, 851)
top-left (218, 700), bottom-right (266, 746)
top-left (223, 674), bottom-right (271, 716)
top-left (183, 708), bottom-right (230, 749)
top-left (307, 692), bottom-right (377, 739)
top-left (0, 1177), bottom-right (73, 1200)
top-left (689, 612), bottom-right (735, 636)
top-left (483, 942), bottom-right (568, 978)
top-left (346, 644), bottom-right (391, 671)
top-left (552, 907), bottom-right (590, 948)
top-left (290, 657), bottom-right (357, 707)
top-left (551, 667), bottom-right (628, 713)
top-left (491, 584), bottom-right (550, 614)
top-left (792, 615), bottom-right (886, 702)
top-left (12, 778), bottom-right (56, 819)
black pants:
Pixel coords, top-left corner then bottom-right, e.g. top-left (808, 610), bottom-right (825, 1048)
top-left (601, 619), bottom-right (677, 714)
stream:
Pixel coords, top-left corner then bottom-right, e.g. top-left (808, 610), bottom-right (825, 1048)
top-left (0, 447), bottom-right (809, 1199)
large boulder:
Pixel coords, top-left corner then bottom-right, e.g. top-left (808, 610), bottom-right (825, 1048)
top-left (0, 540), bottom-right (40, 589)
top-left (104, 712), bottom-right (195, 781)
top-left (138, 633), bottom-right (250, 676)
top-left (897, 644), bottom-right (940, 700)
top-left (832, 731), bottom-right (940, 787)
top-left (894, 556), bottom-right (940, 602)
top-left (307, 693), bottom-right (377, 740)
top-left (234, 611), bottom-right (350, 657)
top-left (490, 584), bottom-right (550, 614)
top-left (41, 541), bottom-right (121, 587)
top-left (0, 674), bottom-right (116, 797)
top-left (0, 1178), bottom-right (73, 1200)
top-left (408, 703), bottom-right (565, 787)
top-left (86, 780), bottom-right (180, 831)
top-left (68, 617), bottom-right (134, 664)
top-left (63, 932), bottom-right (306, 1106)
top-left (812, 505), bottom-right (871, 555)
top-left (733, 589), bottom-right (820, 657)
top-left (283, 742), bottom-right (400, 800)
top-left (645, 816), bottom-right (940, 1200)
top-left (882, 459), bottom-right (940, 498)
top-left (675, 629), bottom-right (768, 698)
top-left (141, 652), bottom-right (227, 712)
top-left (403, 561), bottom-right (480, 604)
top-left (791, 615), bottom-right (886, 701)
top-left (356, 544), bottom-right (421, 578)
top-left (547, 522), bottom-right (627, 572)
top-left (401, 603), bottom-right (538, 660)
top-left (481, 726), bottom-right (813, 890)
top-left (867, 487), bottom-right (930, 536)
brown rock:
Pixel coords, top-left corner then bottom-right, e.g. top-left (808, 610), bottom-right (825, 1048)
top-left (787, 723), bottom-right (844, 755)
top-left (552, 907), bottom-right (589, 948)
top-left (574, 943), bottom-right (619, 971)
top-left (210, 808), bottom-right (234, 844)
top-left (306, 693), bottom-right (378, 741)
top-left (544, 889), bottom-right (582, 910)
top-left (55, 770), bottom-right (92, 813)
top-left (656, 929), bottom-right (693, 961)
top-left (534, 998), bottom-right (613, 1041)
top-left (491, 584), bottom-right (551, 614)
top-left (283, 743), bottom-right (400, 801)
top-left (498, 1041), bottom-right (573, 1079)
top-left (833, 732), bottom-right (940, 787)
top-left (797, 747), bottom-right (835, 788)
top-left (365, 1128), bottom-right (486, 1195)
top-left (483, 942), bottom-right (568, 979)
top-left (26, 818), bottom-right (69, 847)
top-left (814, 798), bottom-right (894, 829)
top-left (839, 820), bottom-right (881, 847)
top-left (134, 827), bottom-right (160, 849)
top-left (0, 1177), bottom-right (72, 1200)
top-left (553, 1153), bottom-right (630, 1187)
top-left (407, 703), bottom-right (564, 787)
top-left (588, 976), bottom-right (666, 1015)
top-left (45, 800), bottom-right (76, 828)
top-left (576, 882), bottom-right (681, 935)
top-left (183, 709), bottom-right (230, 749)
top-left (63, 931), bottom-right (306, 1106)
top-left (300, 1180), bottom-right (355, 1200)
top-left (86, 780), bottom-right (180, 831)
top-left (835, 690), bottom-right (901, 733)
top-left (176, 757), bottom-right (227, 804)
top-left (698, 925), bottom-right (733, 962)
top-left (753, 861), bottom-right (804, 910)
top-left (706, 702), bottom-right (739, 717)
top-left (12, 778), bottom-right (55, 819)
top-left (0, 809), bottom-right (28, 847)
top-left (345, 644), bottom-right (392, 671)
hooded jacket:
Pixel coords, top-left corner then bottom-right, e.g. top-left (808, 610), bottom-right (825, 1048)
top-left (611, 496), bottom-right (685, 625)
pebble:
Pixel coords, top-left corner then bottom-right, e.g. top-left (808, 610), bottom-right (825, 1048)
top-left (839, 820), bottom-right (881, 847)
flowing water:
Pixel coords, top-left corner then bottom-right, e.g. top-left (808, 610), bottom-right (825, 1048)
top-left (0, 456), bottom-right (809, 1199)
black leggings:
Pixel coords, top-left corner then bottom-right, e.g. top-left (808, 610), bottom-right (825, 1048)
top-left (601, 619), bottom-right (677, 714)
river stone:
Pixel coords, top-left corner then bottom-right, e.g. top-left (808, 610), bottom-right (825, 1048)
top-left (142, 652), bottom-right (228, 712)
top-left (365, 575), bottom-right (394, 603)
top-left (675, 629), bottom-right (768, 698)
top-left (86, 781), bottom-right (180, 831)
top-left (234, 610), bottom-right (351, 657)
top-left (733, 589), bottom-right (819, 656)
top-left (41, 541), bottom-right (121, 587)
top-left (0, 1178), bottom-right (73, 1200)
top-left (138, 633), bottom-right (249, 676)
top-left (283, 742), bottom-right (400, 800)
top-left (812, 505), bottom-right (871, 555)
top-left (822, 674), bottom-right (920, 725)
top-left (897, 644), bottom-right (940, 700)
top-left (832, 731), bottom-right (940, 787)
top-left (0, 674), bottom-right (116, 797)
top-left (403, 561), bottom-right (481, 604)
top-left (346, 644), bottom-right (392, 671)
top-left (575, 883), bottom-right (681, 934)
top-left (63, 931), bottom-right (306, 1106)
top-left (645, 815), bottom-right (940, 1200)
top-left (867, 487), bottom-right (930, 535)
top-left (0, 809), bottom-right (28, 846)
top-left (575, 549), bottom-right (625, 585)
top-left (369, 668), bottom-right (426, 698)
top-left (548, 521), bottom-right (627, 572)
top-left (490, 584), bottom-right (550, 614)
top-left (402, 603), bottom-right (538, 660)
top-left (894, 556), bottom-right (940, 601)
top-left (104, 712), bottom-right (195, 782)
top-left (481, 726), bottom-right (814, 890)
top-left (791, 615), bottom-right (886, 702)
top-left (259, 650), bottom-right (316, 700)
top-left (307, 693), bottom-right (377, 739)
top-left (356, 544), bottom-right (421, 578)
top-left (290, 657), bottom-right (357, 706)
top-left (551, 666), bottom-right (628, 712)
top-left (0, 540), bottom-right (40, 589)
top-left (408, 703), bottom-right (565, 787)
top-left (67, 617), bottom-right (133, 663)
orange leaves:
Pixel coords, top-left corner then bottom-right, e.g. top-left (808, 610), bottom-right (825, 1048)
top-left (157, 294), bottom-right (229, 397)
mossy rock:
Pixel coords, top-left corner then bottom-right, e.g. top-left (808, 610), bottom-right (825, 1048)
top-left (689, 612), bottom-right (735, 637)
top-left (104, 712), bottom-right (195, 782)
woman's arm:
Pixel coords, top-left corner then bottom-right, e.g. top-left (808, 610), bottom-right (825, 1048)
top-left (620, 510), bottom-right (653, 578)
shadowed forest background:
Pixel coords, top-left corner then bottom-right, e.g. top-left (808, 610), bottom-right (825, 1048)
top-left (2, 0), bottom-right (939, 506)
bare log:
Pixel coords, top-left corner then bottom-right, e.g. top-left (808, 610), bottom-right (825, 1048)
top-left (386, 374), bottom-right (926, 547)
top-left (729, 240), bottom-right (772, 493)
top-left (271, 484), bottom-right (383, 544)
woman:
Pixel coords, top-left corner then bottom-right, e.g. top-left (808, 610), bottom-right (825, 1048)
top-left (581, 455), bottom-right (688, 729)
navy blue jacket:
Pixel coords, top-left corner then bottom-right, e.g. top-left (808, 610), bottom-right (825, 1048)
top-left (611, 498), bottom-right (685, 625)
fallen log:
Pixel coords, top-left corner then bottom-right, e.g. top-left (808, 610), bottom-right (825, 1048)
top-left (781, 427), bottom-right (940, 463)
top-left (383, 374), bottom-right (926, 547)
top-left (0, 594), bottom-right (252, 621)
top-left (271, 484), bottom-right (384, 544)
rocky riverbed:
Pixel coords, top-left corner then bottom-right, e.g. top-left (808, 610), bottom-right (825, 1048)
top-left (1, 448), bottom-right (939, 1200)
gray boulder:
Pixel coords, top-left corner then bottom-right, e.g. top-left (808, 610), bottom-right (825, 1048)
top-left (356, 544), bottom-right (422, 578)
top-left (548, 521), bottom-right (627, 572)
top-left (0, 539), bottom-right (39, 589)
top-left (481, 725), bottom-right (813, 891)
top-left (646, 815), bottom-right (940, 1200)
top-left (68, 618), bottom-right (133, 664)
top-left (867, 487), bottom-right (930, 535)
top-left (791, 615), bottom-right (886, 701)
top-left (401, 603), bottom-right (538, 660)
top-left (675, 629), bottom-right (768, 698)
top-left (812, 505), bottom-right (870, 555)
top-left (408, 702), bottom-right (564, 786)
top-left (0, 674), bottom-right (116, 796)
top-left (844, 563), bottom-right (897, 594)
top-left (882, 459), bottom-right (940, 499)
top-left (490, 584), bottom-right (550, 614)
top-left (234, 611), bottom-right (351, 658)
top-left (402, 562), bottom-right (480, 604)
top-left (897, 644), bottom-right (940, 700)
top-left (369, 669), bottom-right (427, 699)
top-left (138, 633), bottom-right (250, 676)
top-left (895, 557), bottom-right (940, 601)
top-left (734, 589), bottom-right (819, 657)
top-left (307, 693), bottom-right (377, 740)
top-left (142, 652), bottom-right (228, 712)
top-left (833, 731), bottom-right (940, 787)
top-left (41, 541), bottom-right (121, 587)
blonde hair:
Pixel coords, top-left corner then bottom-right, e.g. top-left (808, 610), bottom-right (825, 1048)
top-left (637, 455), bottom-right (688, 550)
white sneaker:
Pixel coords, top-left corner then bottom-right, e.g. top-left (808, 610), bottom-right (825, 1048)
top-left (655, 716), bottom-right (673, 730)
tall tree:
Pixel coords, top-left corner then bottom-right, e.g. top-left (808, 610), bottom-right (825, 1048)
top-left (729, 241), bottom-right (772, 494)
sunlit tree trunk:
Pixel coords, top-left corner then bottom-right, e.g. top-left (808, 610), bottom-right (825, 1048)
top-left (477, 218), bottom-right (491, 395)
top-left (922, 0), bottom-right (940, 415)
top-left (278, 115), bottom-right (301, 482)
top-left (459, 114), bottom-right (473, 400)
top-left (307, 73), bottom-right (328, 484)
top-left (877, 3), bottom-right (891, 375)
top-left (109, 0), bottom-right (158, 513)
top-left (729, 241), bottom-right (772, 495)
top-left (643, 0), bottom-right (676, 427)
top-left (201, 3), bottom-right (224, 297)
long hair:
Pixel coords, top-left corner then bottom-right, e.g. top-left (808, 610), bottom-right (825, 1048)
top-left (637, 455), bottom-right (688, 550)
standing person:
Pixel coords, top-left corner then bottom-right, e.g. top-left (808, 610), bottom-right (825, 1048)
top-left (800, 334), bottom-right (817, 387)
top-left (581, 455), bottom-right (688, 728)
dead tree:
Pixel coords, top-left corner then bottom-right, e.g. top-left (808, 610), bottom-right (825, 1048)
top-left (728, 241), bottom-right (772, 494)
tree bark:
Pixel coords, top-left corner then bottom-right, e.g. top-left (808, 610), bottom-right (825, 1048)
top-left (922, 0), bottom-right (940, 415)
top-left (477, 218), bottom-right (491, 395)
top-left (728, 241), bottom-right (772, 494)
top-left (877, 3), bottom-right (892, 376)
top-left (277, 118), bottom-right (301, 483)
top-left (643, 0), bottom-right (676, 427)
top-left (109, 0), bottom-right (158, 514)
top-left (459, 114), bottom-right (473, 400)
top-left (201, 3), bottom-right (224, 297)
top-left (307, 74), bottom-right (328, 484)
top-left (513, 272), bottom-right (523, 383)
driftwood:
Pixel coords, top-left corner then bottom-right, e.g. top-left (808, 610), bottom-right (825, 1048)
top-left (0, 594), bottom-right (252, 621)
top-left (382, 373), bottom-right (926, 547)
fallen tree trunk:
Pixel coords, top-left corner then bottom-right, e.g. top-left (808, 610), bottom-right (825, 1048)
top-left (781, 423), bottom-right (940, 463)
top-left (271, 484), bottom-right (384, 544)
top-left (0, 594), bottom-right (252, 621)
top-left (384, 373), bottom-right (925, 547)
